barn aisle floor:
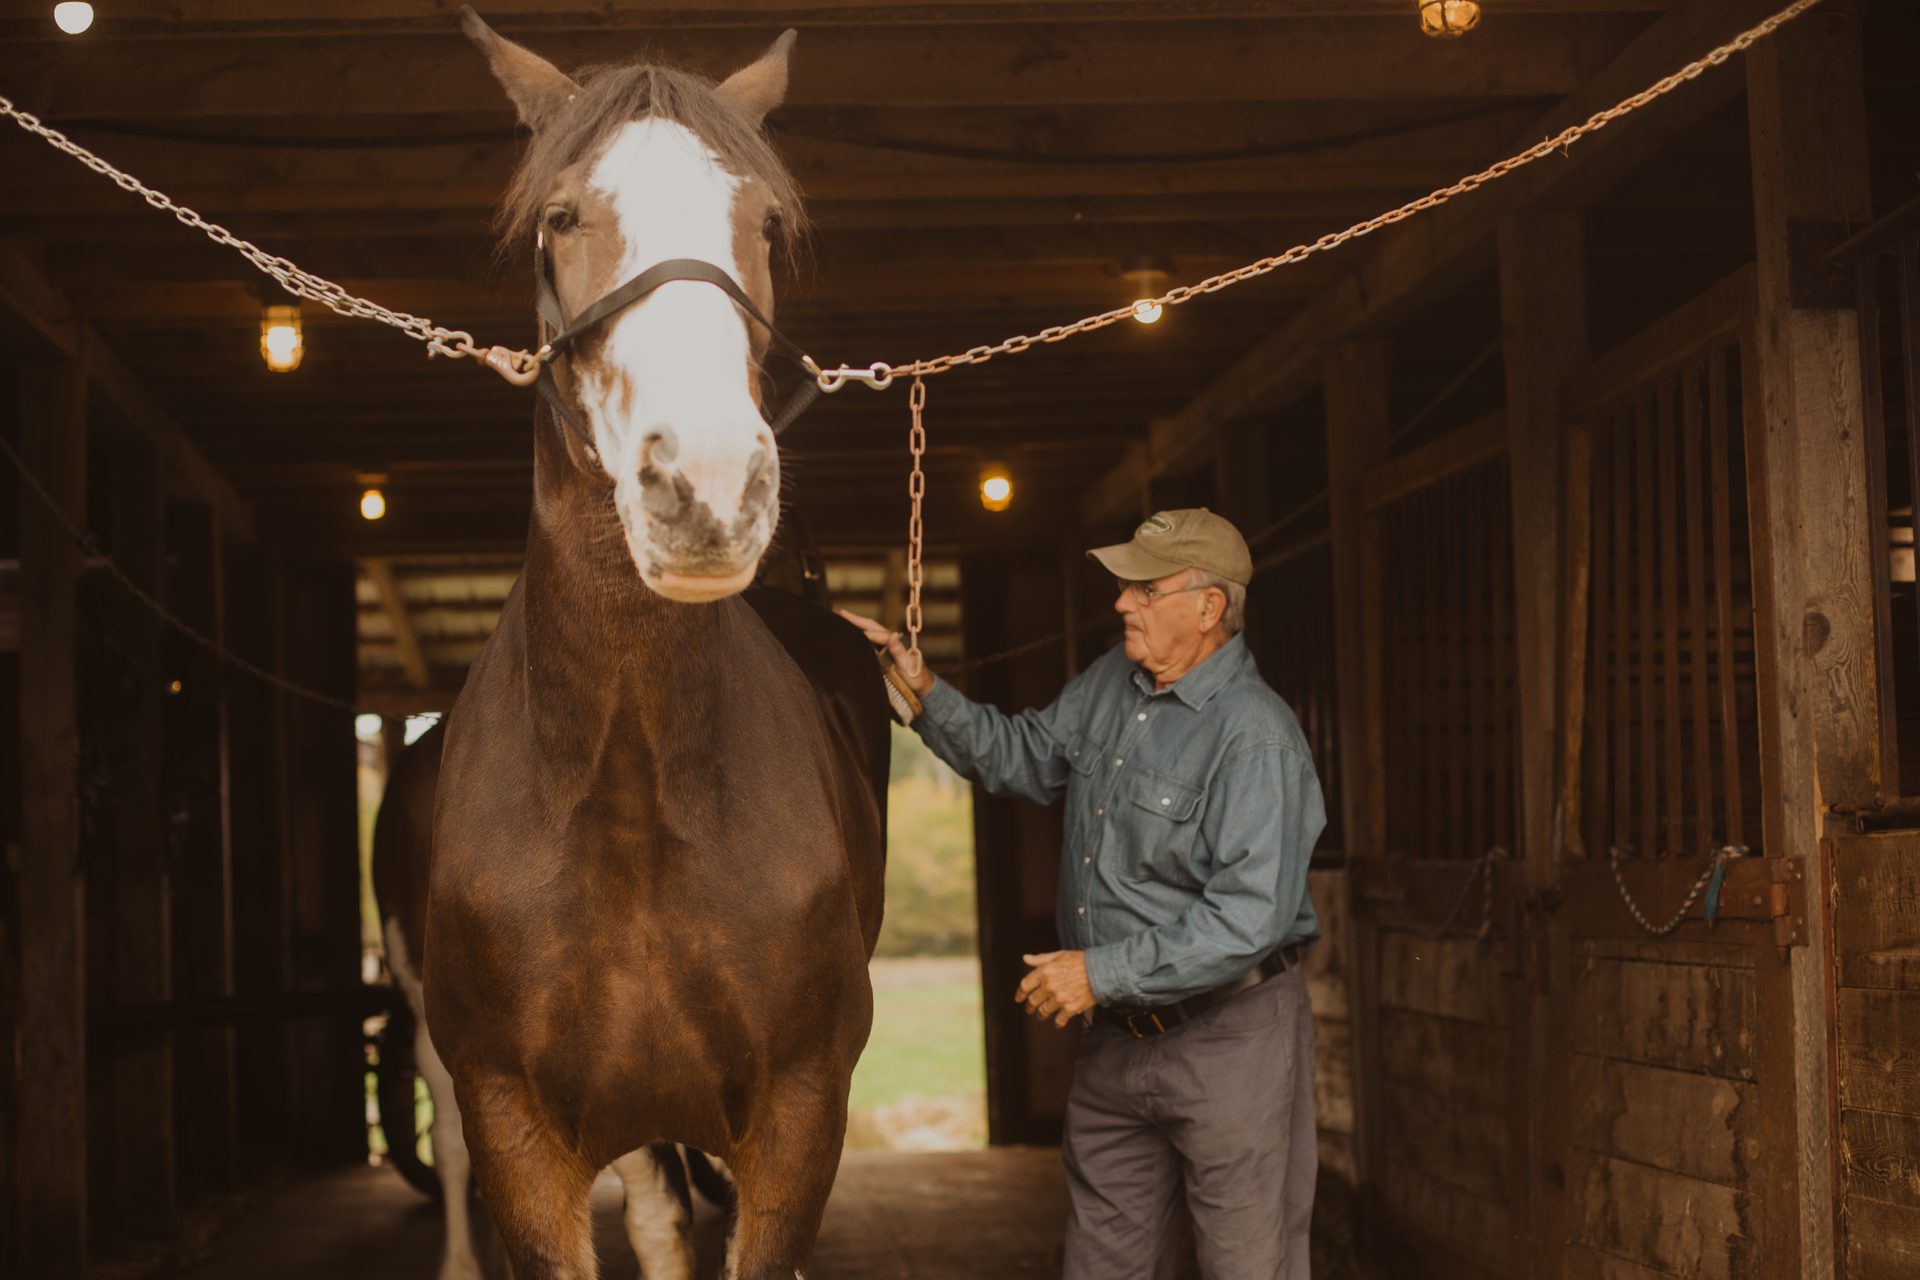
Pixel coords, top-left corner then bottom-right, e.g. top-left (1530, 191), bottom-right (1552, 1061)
top-left (175, 1148), bottom-right (1067, 1280)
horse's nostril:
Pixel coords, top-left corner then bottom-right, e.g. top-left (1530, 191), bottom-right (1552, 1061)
top-left (640, 426), bottom-right (680, 466)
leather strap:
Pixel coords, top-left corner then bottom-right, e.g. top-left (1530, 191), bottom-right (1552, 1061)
top-left (1095, 943), bottom-right (1304, 1040)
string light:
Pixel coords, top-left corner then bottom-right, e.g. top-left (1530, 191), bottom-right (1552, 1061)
top-left (359, 487), bottom-right (387, 521)
top-left (979, 462), bottom-right (1013, 513)
top-left (1131, 299), bottom-right (1164, 325)
top-left (53, 3), bottom-right (93, 35)
top-left (1419, 0), bottom-right (1482, 37)
top-left (1120, 256), bottom-right (1172, 327)
top-left (260, 304), bottom-right (304, 372)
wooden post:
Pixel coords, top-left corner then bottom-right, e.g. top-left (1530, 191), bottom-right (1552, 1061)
top-left (1498, 210), bottom-right (1589, 1280)
top-left (1746, 10), bottom-right (1875, 1280)
top-left (91, 434), bottom-right (177, 1240)
top-left (14, 355), bottom-right (89, 1277)
top-left (1323, 342), bottom-right (1391, 1192)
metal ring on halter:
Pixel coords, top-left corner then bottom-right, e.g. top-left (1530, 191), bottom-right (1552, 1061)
top-left (816, 362), bottom-right (894, 393)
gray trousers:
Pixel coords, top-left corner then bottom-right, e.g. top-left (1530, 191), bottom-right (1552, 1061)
top-left (1061, 966), bottom-right (1316, 1280)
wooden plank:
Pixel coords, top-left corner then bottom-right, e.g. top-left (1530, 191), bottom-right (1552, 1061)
top-left (1747, 17), bottom-right (1876, 1279)
top-left (364, 558), bottom-right (430, 689)
top-left (1569, 1054), bottom-right (1759, 1189)
top-left (1381, 1160), bottom-right (1511, 1274)
top-left (1837, 987), bottom-right (1920, 1117)
top-left (1359, 413), bottom-right (1506, 514)
top-left (1313, 1018), bottom-right (1354, 1137)
top-left (1832, 833), bottom-right (1920, 991)
top-left (1841, 1109), bottom-right (1920, 1210)
top-left (1844, 1196), bottom-right (1920, 1280)
top-left (14, 356), bottom-right (90, 1274)
top-left (1, 19), bottom-right (1617, 120)
top-left (1562, 420), bottom-right (1595, 860)
top-left (1571, 956), bottom-right (1756, 1080)
top-left (1384, 1082), bottom-right (1508, 1203)
top-left (1378, 931), bottom-right (1506, 1026)
top-left (1568, 1151), bottom-right (1752, 1280)
top-left (1377, 1008), bottom-right (1508, 1120)
top-left (1082, 0), bottom-right (1778, 523)
top-left (1565, 1243), bottom-right (1693, 1280)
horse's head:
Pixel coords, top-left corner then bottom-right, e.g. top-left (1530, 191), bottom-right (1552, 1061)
top-left (465, 9), bottom-right (802, 603)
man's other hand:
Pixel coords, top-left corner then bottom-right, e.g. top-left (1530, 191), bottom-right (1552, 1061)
top-left (1016, 951), bottom-right (1096, 1027)
top-left (835, 609), bottom-right (935, 696)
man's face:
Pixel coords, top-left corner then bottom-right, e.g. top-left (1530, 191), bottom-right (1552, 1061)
top-left (1113, 568), bottom-right (1212, 670)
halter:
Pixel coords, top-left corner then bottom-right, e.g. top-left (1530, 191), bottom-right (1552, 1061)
top-left (524, 230), bottom-right (823, 470)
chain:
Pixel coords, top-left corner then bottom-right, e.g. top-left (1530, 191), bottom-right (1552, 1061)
top-left (1607, 845), bottom-right (1745, 936)
top-left (1422, 847), bottom-right (1510, 943)
top-left (0, 94), bottom-right (538, 382)
top-left (5, 0), bottom-right (1822, 395)
top-left (904, 377), bottom-right (929, 672)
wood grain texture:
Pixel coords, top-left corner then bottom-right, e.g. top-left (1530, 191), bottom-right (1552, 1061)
top-left (1832, 834), bottom-right (1920, 992)
top-left (1837, 986), bottom-right (1920, 1116)
top-left (1569, 1151), bottom-right (1753, 1280)
top-left (1382, 1159), bottom-right (1511, 1274)
top-left (1564, 1244), bottom-right (1687, 1280)
top-left (1843, 1195), bottom-right (1920, 1280)
top-left (1378, 1005), bottom-right (1508, 1117)
top-left (1378, 931), bottom-right (1506, 1026)
top-left (1569, 1053), bottom-right (1759, 1189)
top-left (1841, 1109), bottom-right (1920, 1211)
top-left (1571, 956), bottom-right (1756, 1080)
top-left (1384, 1081), bottom-right (1508, 1203)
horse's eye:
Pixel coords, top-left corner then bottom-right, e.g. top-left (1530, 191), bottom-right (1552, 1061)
top-left (762, 211), bottom-right (783, 242)
top-left (544, 207), bottom-right (577, 234)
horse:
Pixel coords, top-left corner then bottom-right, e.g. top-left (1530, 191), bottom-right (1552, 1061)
top-left (375, 720), bottom-right (734, 1280)
top-left (421, 11), bottom-right (889, 1280)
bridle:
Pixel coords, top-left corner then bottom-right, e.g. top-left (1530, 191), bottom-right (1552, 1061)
top-left (520, 229), bottom-right (825, 470)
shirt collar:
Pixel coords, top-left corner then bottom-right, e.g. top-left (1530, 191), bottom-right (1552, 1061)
top-left (1129, 634), bottom-right (1251, 708)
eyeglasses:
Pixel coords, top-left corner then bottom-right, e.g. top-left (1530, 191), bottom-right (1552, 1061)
top-left (1114, 577), bottom-right (1209, 605)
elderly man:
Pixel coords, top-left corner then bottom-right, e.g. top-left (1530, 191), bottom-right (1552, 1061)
top-left (842, 508), bottom-right (1325, 1280)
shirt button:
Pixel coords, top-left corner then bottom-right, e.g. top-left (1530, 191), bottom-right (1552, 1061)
top-left (1137, 712), bottom-right (1147, 721)
top-left (1160, 797), bottom-right (1171, 806)
top-left (1077, 907), bottom-right (1086, 915)
top-left (1096, 808), bottom-right (1105, 816)
top-left (1083, 856), bottom-right (1091, 865)
top-left (1114, 758), bottom-right (1124, 767)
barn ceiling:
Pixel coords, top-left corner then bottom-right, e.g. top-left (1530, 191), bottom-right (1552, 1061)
top-left (0, 1), bottom-right (1690, 556)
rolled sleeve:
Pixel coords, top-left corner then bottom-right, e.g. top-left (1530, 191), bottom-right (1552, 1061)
top-left (1083, 741), bottom-right (1324, 1005)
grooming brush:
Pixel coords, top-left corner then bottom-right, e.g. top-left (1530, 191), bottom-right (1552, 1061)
top-left (877, 649), bottom-right (924, 725)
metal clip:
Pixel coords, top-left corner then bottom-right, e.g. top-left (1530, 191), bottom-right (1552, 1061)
top-left (483, 346), bottom-right (544, 388)
top-left (815, 361), bottom-right (894, 393)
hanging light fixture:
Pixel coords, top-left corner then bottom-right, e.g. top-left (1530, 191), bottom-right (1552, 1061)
top-left (1419, 0), bottom-right (1482, 37)
top-left (260, 304), bottom-right (304, 372)
top-left (358, 472), bottom-right (388, 522)
top-left (979, 462), bottom-right (1014, 513)
top-left (52, 3), bottom-right (93, 35)
top-left (1120, 256), bottom-right (1172, 326)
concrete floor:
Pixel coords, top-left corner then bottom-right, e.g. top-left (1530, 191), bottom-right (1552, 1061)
top-left (176, 1149), bottom-right (1069, 1280)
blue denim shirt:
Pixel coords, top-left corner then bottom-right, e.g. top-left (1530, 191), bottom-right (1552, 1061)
top-left (913, 635), bottom-right (1325, 1006)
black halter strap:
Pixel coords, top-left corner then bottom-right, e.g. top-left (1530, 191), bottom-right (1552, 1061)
top-left (530, 248), bottom-right (822, 471)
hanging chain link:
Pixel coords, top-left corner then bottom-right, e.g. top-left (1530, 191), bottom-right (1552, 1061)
top-left (904, 377), bottom-right (928, 672)
top-left (0, 94), bottom-right (540, 382)
top-left (1422, 846), bottom-right (1510, 943)
top-left (1608, 845), bottom-right (1746, 936)
top-left (3, 0), bottom-right (1823, 393)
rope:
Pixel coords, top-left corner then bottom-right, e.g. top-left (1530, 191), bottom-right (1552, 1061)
top-left (1421, 846), bottom-right (1510, 943)
top-left (1607, 845), bottom-right (1747, 935)
top-left (0, 0), bottom-right (1828, 388)
top-left (0, 431), bottom-right (413, 723)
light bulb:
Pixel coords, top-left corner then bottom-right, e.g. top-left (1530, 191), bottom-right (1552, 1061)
top-left (360, 488), bottom-right (387, 521)
top-left (1132, 299), bottom-right (1164, 325)
top-left (259, 304), bottom-right (304, 372)
top-left (980, 465), bottom-right (1013, 513)
top-left (53, 3), bottom-right (93, 35)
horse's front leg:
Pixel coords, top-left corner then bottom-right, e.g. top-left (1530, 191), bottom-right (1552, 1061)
top-left (723, 1066), bottom-right (852, 1280)
top-left (459, 1074), bottom-right (599, 1280)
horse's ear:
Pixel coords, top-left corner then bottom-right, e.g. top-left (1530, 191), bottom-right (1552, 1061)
top-left (716, 29), bottom-right (796, 125)
top-left (461, 6), bottom-right (579, 132)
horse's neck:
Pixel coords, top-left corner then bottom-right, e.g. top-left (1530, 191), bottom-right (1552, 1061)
top-left (518, 442), bottom-right (732, 764)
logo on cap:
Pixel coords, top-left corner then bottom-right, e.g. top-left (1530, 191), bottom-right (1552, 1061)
top-left (1138, 515), bottom-right (1175, 537)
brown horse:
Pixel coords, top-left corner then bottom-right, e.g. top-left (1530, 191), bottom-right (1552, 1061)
top-left (422, 12), bottom-right (888, 1280)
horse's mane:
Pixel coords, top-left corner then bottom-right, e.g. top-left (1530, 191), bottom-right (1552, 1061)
top-left (495, 60), bottom-right (809, 258)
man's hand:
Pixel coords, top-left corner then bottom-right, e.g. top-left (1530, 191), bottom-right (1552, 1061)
top-left (835, 608), bottom-right (935, 696)
top-left (1016, 951), bottom-right (1097, 1028)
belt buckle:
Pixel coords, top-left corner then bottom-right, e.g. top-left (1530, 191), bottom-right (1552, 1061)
top-left (1123, 1009), bottom-right (1165, 1039)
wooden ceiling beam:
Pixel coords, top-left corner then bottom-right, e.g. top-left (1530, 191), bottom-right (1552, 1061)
top-left (2, 18), bottom-right (1636, 119)
top-left (363, 557), bottom-right (431, 688)
top-left (0, 1), bottom-right (1672, 40)
top-left (1079, 0), bottom-right (1783, 525)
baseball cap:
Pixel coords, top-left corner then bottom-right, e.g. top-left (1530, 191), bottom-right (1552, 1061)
top-left (1087, 508), bottom-right (1253, 587)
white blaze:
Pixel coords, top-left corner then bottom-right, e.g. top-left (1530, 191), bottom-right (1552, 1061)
top-left (582, 118), bottom-right (774, 581)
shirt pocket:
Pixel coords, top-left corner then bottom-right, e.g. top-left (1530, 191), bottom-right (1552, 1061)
top-left (1124, 769), bottom-right (1206, 887)
top-left (1064, 728), bottom-right (1100, 777)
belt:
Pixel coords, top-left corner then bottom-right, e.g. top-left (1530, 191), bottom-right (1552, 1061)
top-left (1092, 943), bottom-right (1305, 1040)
